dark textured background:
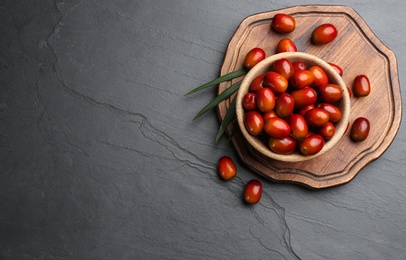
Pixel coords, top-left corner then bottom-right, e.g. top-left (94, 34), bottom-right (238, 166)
top-left (1, 1), bottom-right (405, 259)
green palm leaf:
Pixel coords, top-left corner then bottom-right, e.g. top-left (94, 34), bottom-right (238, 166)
top-left (193, 81), bottom-right (241, 120)
top-left (215, 97), bottom-right (237, 142)
top-left (185, 69), bottom-right (246, 96)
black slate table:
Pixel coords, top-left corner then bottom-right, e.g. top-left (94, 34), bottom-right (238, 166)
top-left (1, 1), bottom-right (405, 259)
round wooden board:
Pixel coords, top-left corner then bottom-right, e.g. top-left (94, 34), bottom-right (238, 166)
top-left (217, 5), bottom-right (402, 189)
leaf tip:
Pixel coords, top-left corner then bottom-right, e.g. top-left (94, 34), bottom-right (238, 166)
top-left (215, 133), bottom-right (222, 142)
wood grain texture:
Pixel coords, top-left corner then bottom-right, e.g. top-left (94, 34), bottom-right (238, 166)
top-left (217, 5), bottom-right (402, 189)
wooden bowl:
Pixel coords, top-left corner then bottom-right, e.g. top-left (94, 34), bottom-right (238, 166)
top-left (235, 52), bottom-right (351, 162)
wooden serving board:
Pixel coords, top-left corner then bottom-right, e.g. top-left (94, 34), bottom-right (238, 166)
top-left (217, 5), bottom-right (401, 189)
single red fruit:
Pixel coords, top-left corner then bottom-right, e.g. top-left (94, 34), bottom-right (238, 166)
top-left (276, 38), bottom-right (297, 53)
top-left (309, 65), bottom-right (328, 88)
top-left (316, 103), bottom-right (342, 123)
top-left (288, 114), bottom-right (308, 141)
top-left (242, 93), bottom-right (257, 111)
top-left (269, 136), bottom-right (297, 154)
top-left (244, 180), bottom-right (262, 204)
top-left (218, 156), bottom-right (237, 180)
top-left (298, 104), bottom-right (315, 117)
top-left (263, 71), bottom-right (289, 94)
top-left (311, 23), bottom-right (338, 45)
top-left (272, 13), bottom-right (296, 33)
top-left (351, 117), bottom-right (370, 142)
top-left (318, 84), bottom-right (343, 103)
top-left (319, 122), bottom-right (335, 139)
top-left (290, 70), bottom-right (314, 89)
top-left (263, 110), bottom-right (279, 121)
top-left (256, 88), bottom-right (276, 113)
top-left (304, 108), bottom-right (330, 127)
top-left (300, 134), bottom-right (325, 155)
top-left (291, 87), bottom-right (317, 108)
top-left (244, 48), bottom-right (266, 70)
top-left (273, 58), bottom-right (294, 80)
top-left (275, 93), bottom-right (295, 118)
top-left (293, 61), bottom-right (306, 71)
top-left (328, 62), bottom-right (343, 76)
top-left (249, 74), bottom-right (265, 93)
top-left (304, 130), bottom-right (316, 139)
top-left (353, 75), bottom-right (371, 97)
top-left (264, 117), bottom-right (291, 138)
top-left (244, 111), bottom-right (264, 136)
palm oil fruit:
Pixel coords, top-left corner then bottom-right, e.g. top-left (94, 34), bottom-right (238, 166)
top-left (244, 180), bottom-right (262, 204)
top-left (271, 13), bottom-right (296, 33)
top-left (218, 156), bottom-right (237, 181)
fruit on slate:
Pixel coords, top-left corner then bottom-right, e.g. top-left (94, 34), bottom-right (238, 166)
top-left (244, 180), bottom-right (262, 204)
top-left (351, 117), bottom-right (370, 142)
top-left (271, 13), bottom-right (296, 33)
top-left (311, 24), bottom-right (338, 44)
top-left (218, 156), bottom-right (237, 180)
top-left (353, 75), bottom-right (371, 97)
top-left (244, 48), bottom-right (266, 70)
top-left (276, 38), bottom-right (297, 53)
top-left (244, 111), bottom-right (264, 136)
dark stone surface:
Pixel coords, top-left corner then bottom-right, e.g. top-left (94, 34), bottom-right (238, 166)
top-left (1, 0), bottom-right (405, 259)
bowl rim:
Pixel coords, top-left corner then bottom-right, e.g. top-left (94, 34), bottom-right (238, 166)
top-left (235, 52), bottom-right (351, 162)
